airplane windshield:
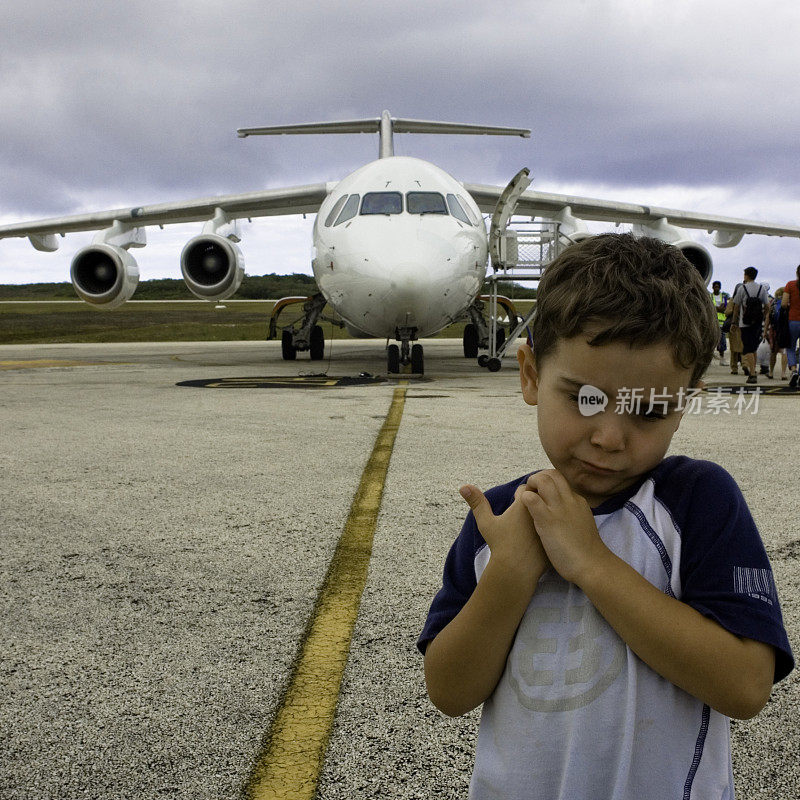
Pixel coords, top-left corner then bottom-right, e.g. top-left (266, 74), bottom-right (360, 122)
top-left (334, 194), bottom-right (360, 225)
top-left (360, 192), bottom-right (403, 215)
top-left (446, 193), bottom-right (472, 225)
top-left (407, 192), bottom-right (448, 215)
top-left (457, 194), bottom-right (481, 225)
top-left (324, 195), bottom-right (349, 227)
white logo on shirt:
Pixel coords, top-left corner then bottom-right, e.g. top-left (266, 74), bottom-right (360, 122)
top-left (507, 578), bottom-right (626, 711)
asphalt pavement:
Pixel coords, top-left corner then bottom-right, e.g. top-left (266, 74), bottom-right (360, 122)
top-left (1, 339), bottom-right (797, 799)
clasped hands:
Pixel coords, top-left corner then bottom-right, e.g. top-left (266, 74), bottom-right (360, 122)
top-left (460, 470), bottom-right (608, 589)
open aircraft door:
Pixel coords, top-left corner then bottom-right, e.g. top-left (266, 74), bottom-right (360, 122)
top-left (489, 168), bottom-right (532, 271)
top-left (482, 168), bottom-right (537, 372)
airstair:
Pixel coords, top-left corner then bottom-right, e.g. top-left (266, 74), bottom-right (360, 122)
top-left (481, 168), bottom-right (566, 371)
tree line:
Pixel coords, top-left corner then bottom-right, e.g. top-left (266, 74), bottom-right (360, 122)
top-left (0, 273), bottom-right (536, 300)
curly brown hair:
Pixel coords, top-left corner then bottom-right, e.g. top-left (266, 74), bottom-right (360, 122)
top-left (531, 233), bottom-right (718, 386)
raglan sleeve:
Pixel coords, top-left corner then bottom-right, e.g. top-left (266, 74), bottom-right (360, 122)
top-left (677, 461), bottom-right (794, 683)
top-left (417, 510), bottom-right (483, 655)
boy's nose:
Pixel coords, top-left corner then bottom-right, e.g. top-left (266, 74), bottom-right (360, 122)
top-left (588, 411), bottom-right (626, 451)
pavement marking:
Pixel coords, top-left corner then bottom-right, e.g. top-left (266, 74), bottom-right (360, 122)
top-left (175, 375), bottom-right (388, 389)
top-left (245, 382), bottom-right (408, 800)
top-left (0, 359), bottom-right (125, 370)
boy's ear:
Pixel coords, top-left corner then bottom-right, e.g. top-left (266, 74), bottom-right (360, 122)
top-left (517, 344), bottom-right (539, 405)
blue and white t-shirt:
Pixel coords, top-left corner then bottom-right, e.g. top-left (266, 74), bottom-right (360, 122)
top-left (418, 456), bottom-right (794, 800)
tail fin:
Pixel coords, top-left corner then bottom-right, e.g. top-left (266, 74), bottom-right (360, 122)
top-left (237, 109), bottom-right (530, 159)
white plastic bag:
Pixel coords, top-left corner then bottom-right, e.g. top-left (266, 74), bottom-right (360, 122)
top-left (756, 338), bottom-right (771, 367)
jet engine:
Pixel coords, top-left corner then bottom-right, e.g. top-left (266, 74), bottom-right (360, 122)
top-left (671, 240), bottom-right (713, 284)
top-left (633, 219), bottom-right (713, 284)
top-left (180, 234), bottom-right (245, 301)
top-left (70, 244), bottom-right (139, 309)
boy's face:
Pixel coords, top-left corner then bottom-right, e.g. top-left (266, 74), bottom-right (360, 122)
top-left (517, 335), bottom-right (691, 508)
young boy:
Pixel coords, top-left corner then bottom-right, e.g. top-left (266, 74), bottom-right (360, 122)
top-left (418, 234), bottom-right (794, 799)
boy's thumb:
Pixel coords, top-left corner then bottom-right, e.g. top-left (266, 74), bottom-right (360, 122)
top-left (459, 485), bottom-right (491, 523)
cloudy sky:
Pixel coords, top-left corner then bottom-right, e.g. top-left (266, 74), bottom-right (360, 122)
top-left (2, 0), bottom-right (800, 294)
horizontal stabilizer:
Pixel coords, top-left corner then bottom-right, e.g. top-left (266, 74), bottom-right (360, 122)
top-left (237, 119), bottom-right (382, 137)
top-left (392, 118), bottom-right (530, 137)
top-left (238, 115), bottom-right (530, 139)
top-left (238, 110), bottom-right (531, 158)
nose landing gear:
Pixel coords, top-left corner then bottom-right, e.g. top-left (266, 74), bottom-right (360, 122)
top-left (387, 328), bottom-right (423, 375)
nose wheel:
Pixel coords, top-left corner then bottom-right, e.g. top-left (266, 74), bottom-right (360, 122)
top-left (387, 339), bottom-right (424, 374)
top-left (411, 344), bottom-right (424, 374)
top-left (387, 344), bottom-right (400, 373)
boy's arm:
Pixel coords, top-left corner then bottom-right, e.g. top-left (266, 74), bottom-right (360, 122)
top-left (522, 470), bottom-right (776, 720)
top-left (423, 485), bottom-right (549, 717)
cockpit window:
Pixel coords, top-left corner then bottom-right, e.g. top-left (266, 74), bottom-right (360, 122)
top-left (324, 195), bottom-right (349, 227)
top-left (360, 192), bottom-right (403, 215)
top-left (458, 194), bottom-right (481, 225)
top-left (334, 194), bottom-right (360, 225)
top-left (407, 192), bottom-right (448, 215)
top-left (446, 193), bottom-right (471, 225)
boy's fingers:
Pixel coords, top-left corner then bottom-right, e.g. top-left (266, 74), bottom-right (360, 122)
top-left (521, 488), bottom-right (543, 510)
top-left (459, 484), bottom-right (494, 526)
top-left (527, 469), bottom-right (568, 501)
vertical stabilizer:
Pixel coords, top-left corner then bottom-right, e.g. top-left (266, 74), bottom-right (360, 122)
top-left (379, 110), bottom-right (394, 159)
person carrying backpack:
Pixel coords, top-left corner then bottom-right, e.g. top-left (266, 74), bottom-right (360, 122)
top-left (730, 266), bottom-right (770, 384)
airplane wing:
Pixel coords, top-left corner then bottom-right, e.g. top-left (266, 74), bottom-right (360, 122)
top-left (0, 182), bottom-right (331, 239)
top-left (464, 182), bottom-right (800, 240)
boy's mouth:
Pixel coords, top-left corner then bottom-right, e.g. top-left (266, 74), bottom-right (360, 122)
top-left (577, 459), bottom-right (620, 475)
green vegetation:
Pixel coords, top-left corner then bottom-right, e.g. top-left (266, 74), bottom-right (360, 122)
top-left (0, 274), bottom-right (535, 344)
top-left (0, 273), bottom-right (321, 301)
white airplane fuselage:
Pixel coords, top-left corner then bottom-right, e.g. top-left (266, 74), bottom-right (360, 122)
top-left (311, 156), bottom-right (487, 339)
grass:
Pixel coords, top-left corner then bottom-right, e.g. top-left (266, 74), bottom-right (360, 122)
top-left (0, 300), bottom-right (535, 345)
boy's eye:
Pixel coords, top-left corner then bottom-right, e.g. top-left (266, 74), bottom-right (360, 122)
top-left (640, 409), bottom-right (667, 421)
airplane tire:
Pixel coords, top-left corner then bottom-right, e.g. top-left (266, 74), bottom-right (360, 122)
top-left (496, 327), bottom-right (506, 347)
top-left (477, 354), bottom-right (489, 368)
top-left (487, 357), bottom-right (502, 372)
top-left (387, 344), bottom-right (400, 374)
top-left (310, 325), bottom-right (325, 360)
top-left (463, 324), bottom-right (479, 358)
top-left (411, 343), bottom-right (424, 374)
top-left (281, 330), bottom-right (297, 360)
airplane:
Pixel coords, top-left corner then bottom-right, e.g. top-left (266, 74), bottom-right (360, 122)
top-left (3, 109), bottom-right (800, 375)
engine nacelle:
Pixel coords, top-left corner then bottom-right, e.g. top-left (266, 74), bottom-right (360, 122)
top-left (180, 234), bottom-right (244, 301)
top-left (671, 240), bottom-right (713, 285)
top-left (632, 220), bottom-right (713, 284)
top-left (70, 244), bottom-right (139, 309)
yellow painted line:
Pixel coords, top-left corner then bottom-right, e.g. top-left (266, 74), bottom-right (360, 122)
top-left (245, 382), bottom-right (408, 800)
top-left (0, 359), bottom-right (125, 370)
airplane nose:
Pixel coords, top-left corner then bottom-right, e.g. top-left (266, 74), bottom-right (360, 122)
top-left (329, 220), bottom-right (479, 337)
top-left (388, 263), bottom-right (427, 300)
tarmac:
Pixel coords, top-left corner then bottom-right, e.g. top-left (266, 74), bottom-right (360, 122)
top-left (1, 337), bottom-right (797, 800)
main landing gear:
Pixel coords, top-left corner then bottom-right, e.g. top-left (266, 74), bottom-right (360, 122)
top-left (269, 293), bottom-right (344, 361)
top-left (387, 328), bottom-right (423, 375)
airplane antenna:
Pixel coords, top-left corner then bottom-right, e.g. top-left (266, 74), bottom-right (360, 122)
top-left (237, 111), bottom-right (530, 160)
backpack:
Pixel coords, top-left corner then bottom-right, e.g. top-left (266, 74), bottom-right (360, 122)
top-left (741, 282), bottom-right (765, 326)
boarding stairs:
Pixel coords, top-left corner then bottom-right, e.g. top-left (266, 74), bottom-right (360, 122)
top-left (484, 219), bottom-right (565, 367)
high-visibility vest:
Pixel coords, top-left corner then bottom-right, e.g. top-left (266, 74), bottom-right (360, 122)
top-left (710, 292), bottom-right (729, 324)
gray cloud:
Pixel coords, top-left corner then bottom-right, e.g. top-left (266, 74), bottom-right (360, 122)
top-left (2, 0), bottom-right (800, 290)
